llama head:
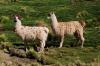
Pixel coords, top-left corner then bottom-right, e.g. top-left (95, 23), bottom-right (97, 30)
top-left (47, 12), bottom-right (55, 19)
top-left (47, 12), bottom-right (58, 23)
top-left (13, 15), bottom-right (21, 22)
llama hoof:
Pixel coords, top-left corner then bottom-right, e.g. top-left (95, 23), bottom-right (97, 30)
top-left (81, 46), bottom-right (84, 48)
top-left (37, 47), bottom-right (44, 53)
top-left (37, 47), bottom-right (41, 52)
top-left (38, 50), bottom-right (44, 53)
top-left (59, 46), bottom-right (62, 48)
top-left (25, 48), bottom-right (29, 53)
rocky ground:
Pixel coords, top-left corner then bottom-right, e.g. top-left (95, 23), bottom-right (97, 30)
top-left (0, 49), bottom-right (35, 66)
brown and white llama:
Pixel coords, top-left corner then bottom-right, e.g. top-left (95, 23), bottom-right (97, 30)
top-left (13, 15), bottom-right (49, 52)
top-left (48, 12), bottom-right (86, 48)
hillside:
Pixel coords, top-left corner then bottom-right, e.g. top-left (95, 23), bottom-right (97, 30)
top-left (0, 0), bottom-right (100, 66)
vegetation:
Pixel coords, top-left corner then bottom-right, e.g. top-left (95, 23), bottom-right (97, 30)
top-left (0, 0), bottom-right (100, 66)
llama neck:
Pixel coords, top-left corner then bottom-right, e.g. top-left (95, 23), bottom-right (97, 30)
top-left (15, 18), bottom-right (22, 29)
top-left (51, 14), bottom-right (59, 33)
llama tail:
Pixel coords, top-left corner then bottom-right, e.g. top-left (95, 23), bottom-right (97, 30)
top-left (79, 20), bottom-right (86, 27)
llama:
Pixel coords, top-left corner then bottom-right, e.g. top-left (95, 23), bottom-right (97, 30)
top-left (13, 15), bottom-right (49, 52)
top-left (48, 12), bottom-right (86, 48)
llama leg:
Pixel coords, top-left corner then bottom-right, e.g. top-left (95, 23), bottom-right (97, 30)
top-left (24, 40), bottom-right (28, 52)
top-left (59, 36), bottom-right (64, 48)
top-left (74, 31), bottom-right (80, 47)
top-left (43, 41), bottom-right (46, 48)
top-left (40, 40), bottom-right (44, 52)
top-left (74, 37), bottom-right (80, 47)
top-left (79, 31), bottom-right (85, 48)
top-left (80, 36), bottom-right (85, 48)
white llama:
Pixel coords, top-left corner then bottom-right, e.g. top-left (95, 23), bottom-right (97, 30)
top-left (48, 12), bottom-right (86, 48)
top-left (14, 15), bottom-right (49, 52)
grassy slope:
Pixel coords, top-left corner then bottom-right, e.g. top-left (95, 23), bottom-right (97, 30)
top-left (46, 47), bottom-right (100, 65)
top-left (0, 0), bottom-right (100, 66)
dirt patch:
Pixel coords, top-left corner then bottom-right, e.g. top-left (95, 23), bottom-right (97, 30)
top-left (0, 50), bottom-right (35, 66)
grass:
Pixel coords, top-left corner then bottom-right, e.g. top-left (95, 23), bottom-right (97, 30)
top-left (0, 0), bottom-right (100, 30)
top-left (0, 0), bottom-right (100, 66)
top-left (45, 47), bottom-right (100, 65)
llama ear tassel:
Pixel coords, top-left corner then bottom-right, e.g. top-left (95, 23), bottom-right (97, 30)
top-left (49, 12), bottom-right (54, 15)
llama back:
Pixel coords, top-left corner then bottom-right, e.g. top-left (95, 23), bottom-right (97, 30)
top-left (58, 22), bottom-right (75, 35)
top-left (17, 26), bottom-right (49, 40)
top-left (31, 27), bottom-right (49, 40)
top-left (58, 21), bottom-right (85, 35)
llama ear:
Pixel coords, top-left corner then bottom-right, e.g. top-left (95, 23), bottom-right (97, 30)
top-left (49, 12), bottom-right (54, 15)
top-left (15, 14), bottom-right (22, 20)
top-left (51, 12), bottom-right (54, 14)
